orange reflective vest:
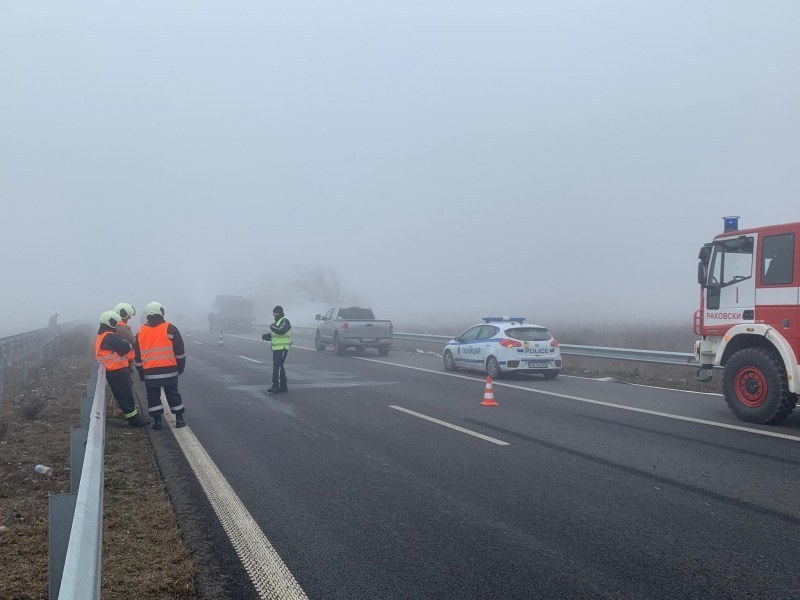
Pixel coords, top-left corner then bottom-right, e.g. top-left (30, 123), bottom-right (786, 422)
top-left (137, 321), bottom-right (178, 376)
top-left (95, 331), bottom-right (134, 371)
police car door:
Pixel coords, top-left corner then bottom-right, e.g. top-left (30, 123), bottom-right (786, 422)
top-left (454, 326), bottom-right (483, 367)
top-left (473, 325), bottom-right (499, 368)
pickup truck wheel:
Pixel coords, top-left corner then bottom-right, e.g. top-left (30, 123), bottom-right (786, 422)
top-left (314, 331), bottom-right (326, 352)
top-left (378, 346), bottom-right (390, 357)
top-left (334, 334), bottom-right (346, 356)
top-left (723, 348), bottom-right (796, 424)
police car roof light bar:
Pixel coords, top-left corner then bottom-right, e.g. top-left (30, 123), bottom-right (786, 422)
top-left (483, 316), bottom-right (526, 323)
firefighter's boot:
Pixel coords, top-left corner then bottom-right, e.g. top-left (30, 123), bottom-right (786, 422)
top-left (127, 412), bottom-right (151, 428)
top-left (152, 414), bottom-right (163, 430)
top-left (175, 413), bottom-right (186, 428)
top-left (279, 382), bottom-right (288, 393)
top-left (266, 384), bottom-right (280, 394)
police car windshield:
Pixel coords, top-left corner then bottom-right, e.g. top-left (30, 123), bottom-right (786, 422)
top-left (337, 308), bottom-right (375, 320)
top-left (506, 327), bottom-right (551, 342)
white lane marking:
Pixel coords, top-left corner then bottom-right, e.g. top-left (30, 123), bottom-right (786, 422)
top-left (193, 340), bottom-right (204, 345)
top-left (348, 357), bottom-right (800, 444)
top-left (562, 375), bottom-right (722, 396)
top-left (221, 335), bottom-right (792, 442)
top-left (160, 394), bottom-right (308, 599)
top-left (389, 405), bottom-right (510, 446)
top-left (624, 381), bottom-right (722, 396)
top-left (240, 355), bottom-right (264, 364)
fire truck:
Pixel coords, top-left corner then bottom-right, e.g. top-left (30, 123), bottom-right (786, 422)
top-left (695, 217), bottom-right (798, 424)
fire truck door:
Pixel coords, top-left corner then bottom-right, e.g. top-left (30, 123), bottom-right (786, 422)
top-left (706, 236), bottom-right (756, 326)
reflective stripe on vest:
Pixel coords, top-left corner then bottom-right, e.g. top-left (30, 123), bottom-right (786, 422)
top-left (138, 322), bottom-right (178, 370)
top-left (95, 332), bottom-right (134, 371)
top-left (271, 317), bottom-right (292, 351)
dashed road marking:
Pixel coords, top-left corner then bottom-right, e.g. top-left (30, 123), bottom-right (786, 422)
top-left (160, 393), bottom-right (308, 600)
top-left (193, 340), bottom-right (203, 345)
top-left (389, 405), bottom-right (510, 446)
top-left (240, 355), bottom-right (264, 364)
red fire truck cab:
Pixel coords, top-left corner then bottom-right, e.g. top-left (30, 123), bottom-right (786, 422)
top-left (695, 217), bottom-right (799, 424)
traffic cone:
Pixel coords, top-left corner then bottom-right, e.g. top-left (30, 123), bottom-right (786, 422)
top-left (480, 375), bottom-right (499, 406)
top-left (218, 330), bottom-right (224, 346)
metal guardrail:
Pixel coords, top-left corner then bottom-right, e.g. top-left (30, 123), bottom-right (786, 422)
top-left (49, 365), bottom-right (106, 600)
top-left (287, 326), bottom-right (699, 366)
top-left (0, 324), bottom-right (63, 411)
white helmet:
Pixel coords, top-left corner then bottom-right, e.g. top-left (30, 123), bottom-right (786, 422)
top-left (145, 302), bottom-right (165, 317)
top-left (114, 302), bottom-right (136, 320)
top-left (100, 310), bottom-right (123, 328)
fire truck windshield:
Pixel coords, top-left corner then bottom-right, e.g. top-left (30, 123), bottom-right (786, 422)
top-left (708, 237), bottom-right (754, 287)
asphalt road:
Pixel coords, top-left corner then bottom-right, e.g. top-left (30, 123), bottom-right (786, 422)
top-left (153, 328), bottom-right (800, 600)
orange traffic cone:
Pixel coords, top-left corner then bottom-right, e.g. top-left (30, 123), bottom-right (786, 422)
top-left (480, 375), bottom-right (499, 406)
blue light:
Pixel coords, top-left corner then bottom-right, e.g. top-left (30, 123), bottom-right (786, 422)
top-left (483, 316), bottom-right (526, 323)
top-left (723, 216), bottom-right (740, 232)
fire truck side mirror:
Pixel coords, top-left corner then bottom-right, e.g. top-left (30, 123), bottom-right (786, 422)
top-left (698, 245), bottom-right (712, 262)
top-left (697, 262), bottom-right (708, 287)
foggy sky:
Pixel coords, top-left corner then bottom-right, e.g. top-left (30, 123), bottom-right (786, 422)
top-left (1, 1), bottom-right (798, 335)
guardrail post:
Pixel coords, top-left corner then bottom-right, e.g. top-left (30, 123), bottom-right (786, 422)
top-left (48, 492), bottom-right (78, 599)
top-left (0, 345), bottom-right (5, 412)
top-left (70, 428), bottom-right (88, 493)
top-left (80, 392), bottom-right (93, 430)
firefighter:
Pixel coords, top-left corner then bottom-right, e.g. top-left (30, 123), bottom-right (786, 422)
top-left (114, 302), bottom-right (137, 345)
top-left (95, 311), bottom-right (150, 428)
top-left (109, 302), bottom-right (137, 417)
top-left (134, 302), bottom-right (187, 430)
top-left (261, 305), bottom-right (292, 394)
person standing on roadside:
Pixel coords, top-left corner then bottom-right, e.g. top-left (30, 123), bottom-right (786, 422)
top-left (135, 302), bottom-right (187, 430)
top-left (95, 311), bottom-right (150, 428)
top-left (109, 302), bottom-right (137, 417)
top-left (262, 305), bottom-right (291, 394)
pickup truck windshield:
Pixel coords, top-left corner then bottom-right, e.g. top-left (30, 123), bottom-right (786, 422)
top-left (337, 308), bottom-right (375, 320)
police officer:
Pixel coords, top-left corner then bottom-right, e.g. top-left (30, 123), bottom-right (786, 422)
top-left (262, 305), bottom-right (291, 394)
top-left (134, 302), bottom-right (187, 430)
top-left (96, 311), bottom-right (150, 428)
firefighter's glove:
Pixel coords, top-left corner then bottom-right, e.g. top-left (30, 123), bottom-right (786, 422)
top-left (262, 333), bottom-right (271, 342)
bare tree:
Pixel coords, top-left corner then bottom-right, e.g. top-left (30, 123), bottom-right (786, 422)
top-left (293, 266), bottom-right (347, 305)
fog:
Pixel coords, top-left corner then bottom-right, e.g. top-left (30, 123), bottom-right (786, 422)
top-left (1, 1), bottom-right (797, 336)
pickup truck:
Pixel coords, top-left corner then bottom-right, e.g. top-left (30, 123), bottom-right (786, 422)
top-left (314, 307), bottom-right (393, 356)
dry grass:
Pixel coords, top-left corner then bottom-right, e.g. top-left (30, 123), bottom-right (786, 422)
top-left (0, 332), bottom-right (196, 600)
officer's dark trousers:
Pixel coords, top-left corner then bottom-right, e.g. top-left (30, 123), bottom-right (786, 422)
top-left (272, 349), bottom-right (288, 387)
top-left (106, 369), bottom-right (138, 417)
top-left (145, 383), bottom-right (185, 415)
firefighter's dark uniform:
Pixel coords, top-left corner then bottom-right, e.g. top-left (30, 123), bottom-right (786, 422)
top-left (134, 316), bottom-right (187, 428)
top-left (95, 326), bottom-right (149, 427)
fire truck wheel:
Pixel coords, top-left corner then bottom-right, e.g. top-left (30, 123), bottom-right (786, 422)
top-left (723, 348), bottom-right (797, 424)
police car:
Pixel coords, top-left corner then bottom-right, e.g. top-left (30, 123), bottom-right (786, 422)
top-left (443, 317), bottom-right (562, 379)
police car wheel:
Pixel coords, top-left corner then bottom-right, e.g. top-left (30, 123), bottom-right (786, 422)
top-left (443, 350), bottom-right (457, 371)
top-left (543, 370), bottom-right (559, 380)
top-left (486, 356), bottom-right (501, 379)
